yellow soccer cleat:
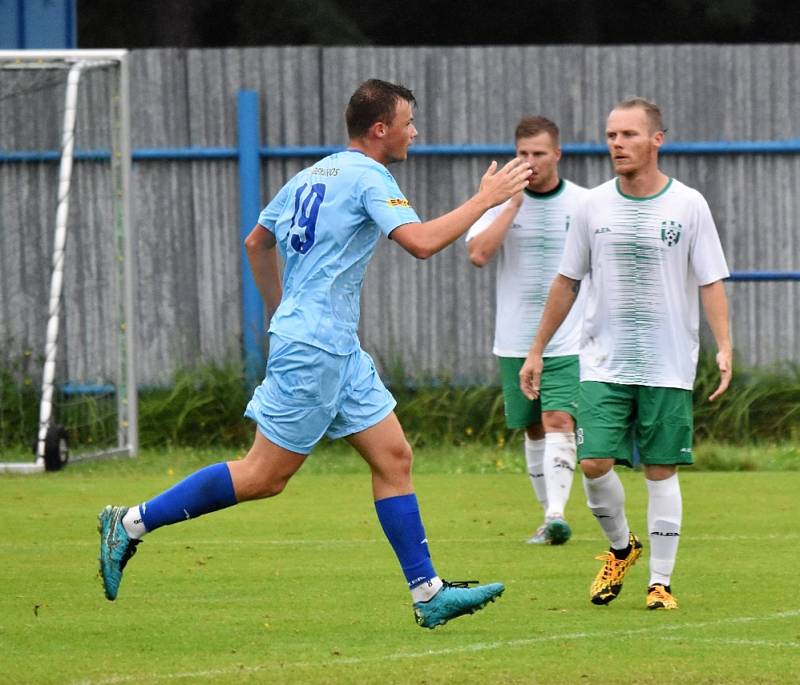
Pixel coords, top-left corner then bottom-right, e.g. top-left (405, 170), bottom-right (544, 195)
top-left (647, 584), bottom-right (678, 610)
top-left (590, 532), bottom-right (642, 605)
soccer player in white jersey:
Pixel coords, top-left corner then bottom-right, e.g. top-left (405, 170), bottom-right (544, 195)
top-left (466, 117), bottom-right (587, 546)
top-left (97, 79), bottom-right (532, 628)
top-left (520, 98), bottom-right (732, 610)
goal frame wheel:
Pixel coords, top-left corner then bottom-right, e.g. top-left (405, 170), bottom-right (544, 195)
top-left (43, 424), bottom-right (69, 471)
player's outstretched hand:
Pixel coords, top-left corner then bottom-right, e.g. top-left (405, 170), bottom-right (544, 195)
top-left (519, 352), bottom-right (543, 401)
top-left (479, 158), bottom-right (532, 208)
top-left (708, 347), bottom-right (733, 401)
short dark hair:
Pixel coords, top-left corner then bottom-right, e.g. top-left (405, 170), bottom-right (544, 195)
top-left (614, 97), bottom-right (667, 134)
top-left (514, 116), bottom-right (560, 145)
top-left (346, 79), bottom-right (416, 139)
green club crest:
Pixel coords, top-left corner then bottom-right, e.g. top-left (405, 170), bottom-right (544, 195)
top-left (660, 220), bottom-right (682, 247)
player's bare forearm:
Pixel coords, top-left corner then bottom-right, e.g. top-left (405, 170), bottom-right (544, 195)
top-left (467, 198), bottom-right (521, 267)
top-left (520, 275), bottom-right (579, 400)
top-left (529, 275), bottom-right (581, 355)
top-left (700, 280), bottom-right (732, 401)
top-left (244, 224), bottom-right (283, 317)
top-left (391, 158), bottom-right (531, 259)
top-left (393, 194), bottom-right (495, 259)
top-left (700, 280), bottom-right (731, 352)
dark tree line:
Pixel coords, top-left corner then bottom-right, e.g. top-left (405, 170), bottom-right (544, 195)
top-left (78, 0), bottom-right (800, 47)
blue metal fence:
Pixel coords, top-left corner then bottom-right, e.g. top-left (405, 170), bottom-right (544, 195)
top-left (7, 138), bottom-right (800, 164)
top-left (237, 90), bottom-right (265, 386)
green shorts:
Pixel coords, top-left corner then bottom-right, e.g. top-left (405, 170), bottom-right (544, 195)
top-left (498, 355), bottom-right (579, 429)
top-left (576, 381), bottom-right (694, 467)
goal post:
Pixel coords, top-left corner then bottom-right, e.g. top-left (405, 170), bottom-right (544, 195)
top-left (0, 50), bottom-right (137, 473)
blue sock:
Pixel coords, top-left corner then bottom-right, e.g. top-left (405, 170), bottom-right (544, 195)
top-left (140, 462), bottom-right (237, 532)
top-left (374, 493), bottom-right (437, 589)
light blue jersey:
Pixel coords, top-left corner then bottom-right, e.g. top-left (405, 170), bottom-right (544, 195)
top-left (258, 149), bottom-right (420, 355)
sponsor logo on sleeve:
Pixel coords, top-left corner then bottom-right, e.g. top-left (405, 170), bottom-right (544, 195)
top-left (387, 198), bottom-right (411, 208)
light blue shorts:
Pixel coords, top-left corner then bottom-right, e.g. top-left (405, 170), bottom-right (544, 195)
top-left (244, 334), bottom-right (397, 454)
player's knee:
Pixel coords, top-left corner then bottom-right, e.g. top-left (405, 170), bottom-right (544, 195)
top-left (542, 412), bottom-right (574, 433)
top-left (389, 439), bottom-right (413, 473)
top-left (645, 464), bottom-right (677, 481)
top-left (526, 424), bottom-right (545, 440)
top-left (249, 472), bottom-right (291, 499)
top-left (580, 459), bottom-right (612, 479)
top-left (373, 438), bottom-right (413, 480)
top-left (234, 457), bottom-right (295, 500)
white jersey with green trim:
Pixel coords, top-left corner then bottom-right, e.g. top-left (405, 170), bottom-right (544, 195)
top-left (467, 179), bottom-right (588, 358)
top-left (559, 177), bottom-right (729, 389)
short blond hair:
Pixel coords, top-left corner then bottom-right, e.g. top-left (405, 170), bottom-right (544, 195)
top-left (614, 97), bottom-right (666, 134)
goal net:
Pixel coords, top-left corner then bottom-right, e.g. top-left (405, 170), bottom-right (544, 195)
top-left (0, 50), bottom-right (137, 473)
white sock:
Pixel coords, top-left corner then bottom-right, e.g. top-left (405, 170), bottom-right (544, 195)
top-left (647, 474), bottom-right (682, 587)
top-left (411, 576), bottom-right (443, 603)
top-left (583, 469), bottom-right (630, 550)
top-left (524, 436), bottom-right (548, 516)
top-left (122, 505), bottom-right (147, 540)
top-left (543, 432), bottom-right (576, 520)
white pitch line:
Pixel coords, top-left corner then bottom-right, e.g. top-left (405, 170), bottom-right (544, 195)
top-left (71, 609), bottom-right (800, 685)
top-left (661, 636), bottom-right (800, 649)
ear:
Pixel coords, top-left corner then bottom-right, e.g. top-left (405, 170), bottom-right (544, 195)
top-left (554, 147), bottom-right (563, 162)
top-left (370, 121), bottom-right (387, 139)
top-left (652, 130), bottom-right (665, 148)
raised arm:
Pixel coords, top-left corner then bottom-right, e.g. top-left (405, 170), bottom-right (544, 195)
top-left (244, 224), bottom-right (283, 318)
top-left (467, 192), bottom-right (523, 267)
top-left (700, 279), bottom-right (732, 401)
top-left (391, 158), bottom-right (531, 259)
top-left (519, 275), bottom-right (581, 400)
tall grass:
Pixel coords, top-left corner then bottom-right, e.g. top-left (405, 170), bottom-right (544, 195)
top-left (0, 356), bottom-right (252, 451)
top-left (0, 351), bottom-right (39, 449)
top-left (393, 382), bottom-right (514, 448)
top-left (138, 360), bottom-right (252, 448)
top-left (1, 350), bottom-right (798, 452)
top-left (693, 351), bottom-right (800, 442)
top-left (391, 351), bottom-right (800, 448)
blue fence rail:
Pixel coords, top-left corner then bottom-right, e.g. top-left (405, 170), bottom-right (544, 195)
top-left (6, 138), bottom-right (800, 164)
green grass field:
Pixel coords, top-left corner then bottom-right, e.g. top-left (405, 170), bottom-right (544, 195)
top-left (1, 445), bottom-right (798, 684)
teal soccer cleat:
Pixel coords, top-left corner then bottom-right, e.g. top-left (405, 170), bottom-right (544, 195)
top-left (97, 505), bottom-right (140, 601)
top-left (413, 580), bottom-right (505, 629)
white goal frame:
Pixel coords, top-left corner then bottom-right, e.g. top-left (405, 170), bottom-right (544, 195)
top-left (0, 50), bottom-right (137, 474)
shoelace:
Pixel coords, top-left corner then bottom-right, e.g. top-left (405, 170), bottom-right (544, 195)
top-left (441, 579), bottom-right (479, 589)
top-left (648, 585), bottom-right (672, 600)
top-left (594, 552), bottom-right (624, 582)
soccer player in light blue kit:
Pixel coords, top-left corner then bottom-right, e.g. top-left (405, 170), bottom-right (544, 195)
top-left (98, 79), bottom-right (532, 628)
